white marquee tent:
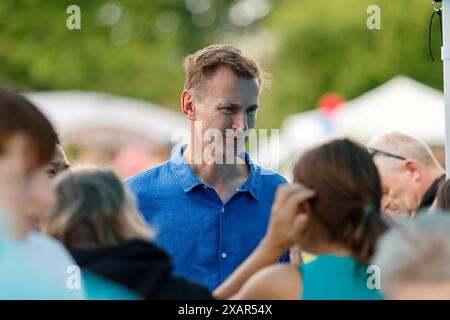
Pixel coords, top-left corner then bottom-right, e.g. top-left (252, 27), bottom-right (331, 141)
top-left (255, 76), bottom-right (445, 176)
top-left (25, 90), bottom-right (188, 145)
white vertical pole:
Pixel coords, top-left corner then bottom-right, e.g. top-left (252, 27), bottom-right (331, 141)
top-left (442, 0), bottom-right (450, 178)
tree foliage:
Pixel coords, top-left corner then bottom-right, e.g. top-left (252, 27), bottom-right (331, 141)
top-left (0, 0), bottom-right (443, 129)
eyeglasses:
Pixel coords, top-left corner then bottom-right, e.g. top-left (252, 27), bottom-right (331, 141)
top-left (367, 147), bottom-right (407, 161)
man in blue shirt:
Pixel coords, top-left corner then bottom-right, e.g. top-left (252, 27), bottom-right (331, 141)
top-left (126, 44), bottom-right (287, 291)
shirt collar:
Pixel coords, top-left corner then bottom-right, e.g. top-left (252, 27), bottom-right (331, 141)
top-left (169, 144), bottom-right (262, 200)
top-left (239, 151), bottom-right (262, 201)
top-left (170, 144), bottom-right (203, 193)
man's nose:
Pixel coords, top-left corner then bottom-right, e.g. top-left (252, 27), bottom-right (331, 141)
top-left (381, 197), bottom-right (390, 211)
top-left (232, 111), bottom-right (248, 132)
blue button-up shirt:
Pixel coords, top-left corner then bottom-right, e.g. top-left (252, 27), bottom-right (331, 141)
top-left (125, 145), bottom-right (288, 291)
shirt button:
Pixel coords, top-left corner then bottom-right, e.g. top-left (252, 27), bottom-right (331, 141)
top-left (221, 207), bottom-right (225, 213)
top-left (221, 252), bottom-right (227, 258)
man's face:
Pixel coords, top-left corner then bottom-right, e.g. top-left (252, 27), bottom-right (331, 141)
top-left (189, 66), bottom-right (260, 160)
top-left (373, 157), bottom-right (420, 217)
top-left (0, 134), bottom-right (55, 238)
top-left (46, 144), bottom-right (70, 178)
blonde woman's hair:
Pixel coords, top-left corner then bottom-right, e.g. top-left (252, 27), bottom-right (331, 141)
top-left (42, 167), bottom-right (154, 250)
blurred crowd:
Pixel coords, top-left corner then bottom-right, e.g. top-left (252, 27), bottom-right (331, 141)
top-left (1, 44), bottom-right (450, 300)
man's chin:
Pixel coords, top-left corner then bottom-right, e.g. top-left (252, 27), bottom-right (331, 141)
top-left (387, 209), bottom-right (414, 220)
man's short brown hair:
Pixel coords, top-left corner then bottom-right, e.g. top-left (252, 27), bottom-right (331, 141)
top-left (0, 86), bottom-right (57, 169)
top-left (183, 44), bottom-right (270, 96)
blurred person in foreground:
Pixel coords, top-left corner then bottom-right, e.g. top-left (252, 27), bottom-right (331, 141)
top-left (42, 167), bottom-right (213, 300)
top-left (373, 212), bottom-right (450, 299)
top-left (367, 132), bottom-right (445, 219)
top-left (0, 87), bottom-right (135, 300)
top-left (215, 138), bottom-right (388, 299)
top-left (126, 44), bottom-right (288, 291)
top-left (0, 87), bottom-right (84, 299)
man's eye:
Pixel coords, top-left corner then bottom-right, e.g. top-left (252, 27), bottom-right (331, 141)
top-left (382, 188), bottom-right (389, 195)
top-left (222, 107), bottom-right (237, 114)
top-left (247, 108), bottom-right (257, 114)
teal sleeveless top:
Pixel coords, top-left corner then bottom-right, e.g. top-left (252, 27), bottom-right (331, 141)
top-left (299, 254), bottom-right (383, 300)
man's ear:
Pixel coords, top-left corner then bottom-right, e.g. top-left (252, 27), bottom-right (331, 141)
top-left (181, 90), bottom-right (196, 121)
top-left (404, 159), bottom-right (421, 182)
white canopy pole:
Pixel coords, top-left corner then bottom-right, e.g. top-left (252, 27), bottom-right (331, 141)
top-left (442, 0), bottom-right (450, 178)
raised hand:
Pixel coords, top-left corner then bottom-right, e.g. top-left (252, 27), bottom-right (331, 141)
top-left (263, 183), bottom-right (315, 254)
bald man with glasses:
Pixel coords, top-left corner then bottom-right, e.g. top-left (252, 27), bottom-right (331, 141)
top-left (367, 132), bottom-right (445, 218)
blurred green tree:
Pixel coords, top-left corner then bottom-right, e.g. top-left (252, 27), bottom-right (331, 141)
top-left (0, 0), bottom-right (443, 129)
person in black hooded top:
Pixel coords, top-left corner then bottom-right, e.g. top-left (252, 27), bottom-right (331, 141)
top-left (41, 167), bottom-right (213, 300)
